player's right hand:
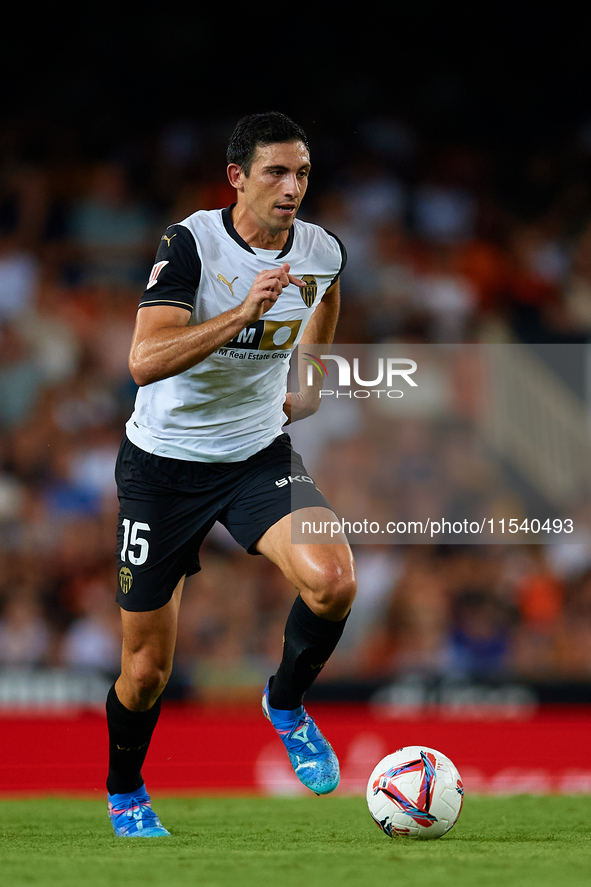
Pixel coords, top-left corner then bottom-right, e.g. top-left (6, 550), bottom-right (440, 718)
top-left (241, 263), bottom-right (304, 322)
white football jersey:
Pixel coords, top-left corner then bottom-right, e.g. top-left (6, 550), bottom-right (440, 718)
top-left (126, 206), bottom-right (346, 462)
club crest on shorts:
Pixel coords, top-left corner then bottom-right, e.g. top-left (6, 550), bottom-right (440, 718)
top-left (300, 275), bottom-right (317, 307)
top-left (119, 566), bottom-right (133, 594)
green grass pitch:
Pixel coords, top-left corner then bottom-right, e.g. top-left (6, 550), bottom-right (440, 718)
top-left (1, 794), bottom-right (590, 887)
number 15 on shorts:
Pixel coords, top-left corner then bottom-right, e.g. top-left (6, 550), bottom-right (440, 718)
top-left (120, 519), bottom-right (151, 566)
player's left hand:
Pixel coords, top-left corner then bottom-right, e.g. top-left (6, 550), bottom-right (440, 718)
top-left (282, 390), bottom-right (321, 424)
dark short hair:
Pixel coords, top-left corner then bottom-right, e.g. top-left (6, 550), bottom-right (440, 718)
top-left (226, 111), bottom-right (309, 176)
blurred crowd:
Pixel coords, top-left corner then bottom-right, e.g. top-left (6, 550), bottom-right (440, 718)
top-left (3, 112), bottom-right (591, 701)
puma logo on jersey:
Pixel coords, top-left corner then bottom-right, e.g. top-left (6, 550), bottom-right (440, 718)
top-left (218, 273), bottom-right (238, 295)
top-left (161, 233), bottom-right (177, 246)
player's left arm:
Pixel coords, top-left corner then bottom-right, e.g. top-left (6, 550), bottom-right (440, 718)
top-left (283, 278), bottom-right (340, 424)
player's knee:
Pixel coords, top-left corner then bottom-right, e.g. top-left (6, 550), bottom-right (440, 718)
top-left (129, 659), bottom-right (171, 704)
top-left (306, 563), bottom-right (357, 618)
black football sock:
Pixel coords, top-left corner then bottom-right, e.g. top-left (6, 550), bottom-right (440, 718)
top-left (268, 593), bottom-right (349, 711)
top-left (106, 683), bottom-right (162, 796)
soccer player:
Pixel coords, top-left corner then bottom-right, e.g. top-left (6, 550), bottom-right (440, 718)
top-left (106, 112), bottom-right (356, 836)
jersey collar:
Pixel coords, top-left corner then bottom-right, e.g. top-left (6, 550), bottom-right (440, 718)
top-left (222, 205), bottom-right (294, 259)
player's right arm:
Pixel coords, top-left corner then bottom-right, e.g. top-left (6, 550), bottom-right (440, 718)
top-left (129, 227), bottom-right (302, 386)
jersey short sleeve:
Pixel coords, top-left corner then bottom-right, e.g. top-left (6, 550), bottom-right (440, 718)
top-left (139, 224), bottom-right (201, 311)
top-left (325, 229), bottom-right (347, 286)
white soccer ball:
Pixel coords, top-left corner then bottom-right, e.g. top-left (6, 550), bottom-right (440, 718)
top-left (366, 746), bottom-right (464, 840)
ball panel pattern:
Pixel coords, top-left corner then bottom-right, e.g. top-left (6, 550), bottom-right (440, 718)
top-left (367, 746), bottom-right (464, 840)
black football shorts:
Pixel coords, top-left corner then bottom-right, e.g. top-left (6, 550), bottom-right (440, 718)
top-left (114, 433), bottom-right (332, 611)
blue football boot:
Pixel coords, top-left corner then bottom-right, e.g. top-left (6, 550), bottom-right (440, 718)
top-left (108, 785), bottom-right (170, 837)
top-left (262, 680), bottom-right (340, 795)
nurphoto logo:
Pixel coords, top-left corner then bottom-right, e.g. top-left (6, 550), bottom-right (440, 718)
top-left (304, 353), bottom-right (418, 399)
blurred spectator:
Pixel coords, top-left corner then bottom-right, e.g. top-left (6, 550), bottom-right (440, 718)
top-left (515, 547), bottom-right (564, 631)
top-left (554, 568), bottom-right (591, 677)
top-left (67, 161), bottom-right (156, 286)
top-left (41, 442), bottom-right (105, 520)
top-left (365, 224), bottom-right (422, 341)
top-left (0, 163), bottom-right (46, 321)
top-left (504, 220), bottom-right (588, 343)
top-left (448, 589), bottom-right (515, 679)
top-left (416, 244), bottom-right (478, 342)
top-left (14, 282), bottom-right (81, 386)
top-left (0, 470), bottom-right (24, 524)
top-left (412, 182), bottom-right (477, 244)
top-left (60, 573), bottom-right (121, 675)
top-left (564, 222), bottom-right (591, 333)
top-left (342, 157), bottom-right (406, 229)
top-left (0, 238), bottom-right (39, 322)
top-left (0, 322), bottom-right (45, 428)
top-left (359, 551), bottom-right (452, 679)
top-left (0, 591), bottom-right (52, 667)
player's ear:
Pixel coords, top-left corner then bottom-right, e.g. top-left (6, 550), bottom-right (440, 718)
top-left (227, 164), bottom-right (244, 191)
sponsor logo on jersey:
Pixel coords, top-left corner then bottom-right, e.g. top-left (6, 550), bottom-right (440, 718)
top-left (220, 318), bottom-right (302, 352)
top-left (300, 275), bottom-right (317, 307)
top-left (146, 261), bottom-right (169, 289)
top-left (217, 273), bottom-right (239, 295)
top-left (161, 233), bottom-right (177, 246)
top-left (119, 566), bottom-right (133, 594)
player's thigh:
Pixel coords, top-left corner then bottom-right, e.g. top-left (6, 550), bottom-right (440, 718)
top-left (120, 575), bottom-right (185, 660)
top-left (255, 506), bottom-right (356, 617)
top-left (117, 575), bottom-right (185, 708)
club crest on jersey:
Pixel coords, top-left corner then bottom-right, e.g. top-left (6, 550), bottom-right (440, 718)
top-left (146, 261), bottom-right (169, 289)
top-left (300, 275), bottom-right (317, 308)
